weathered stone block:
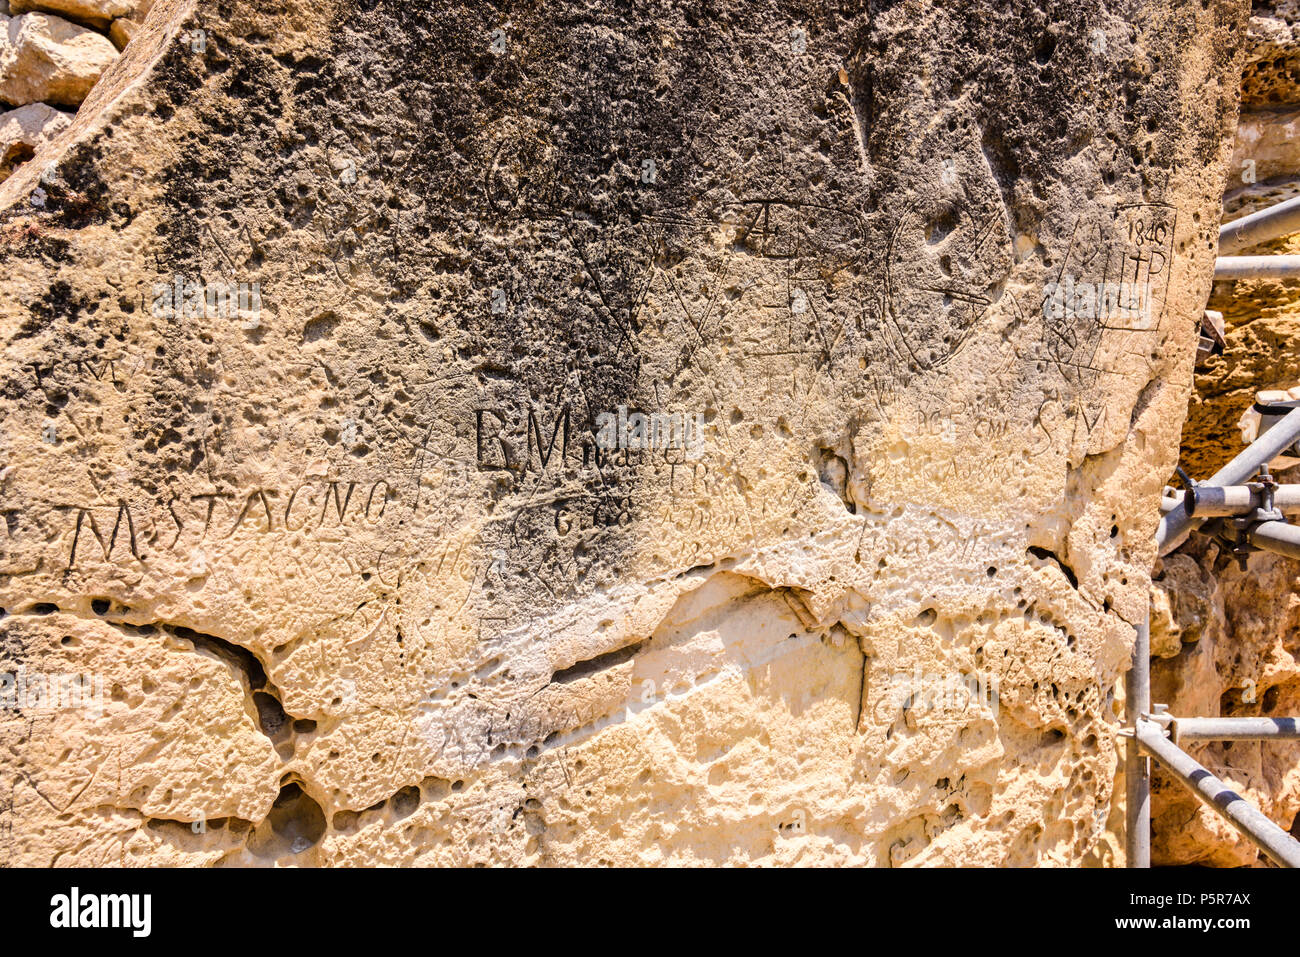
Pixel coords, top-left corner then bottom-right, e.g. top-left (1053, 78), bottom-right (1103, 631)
top-left (0, 0), bottom-right (1249, 866)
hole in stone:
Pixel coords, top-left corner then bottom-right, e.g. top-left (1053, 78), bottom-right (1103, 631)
top-left (391, 785), bottom-right (420, 819)
top-left (925, 205), bottom-right (961, 243)
top-left (253, 691), bottom-right (290, 740)
top-left (249, 783), bottom-right (326, 858)
top-left (1035, 33), bottom-right (1057, 65)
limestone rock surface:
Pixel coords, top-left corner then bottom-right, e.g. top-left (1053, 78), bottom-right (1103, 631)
top-left (1241, 0), bottom-right (1300, 110)
top-left (8, 0), bottom-right (137, 31)
top-left (0, 100), bottom-right (68, 179)
top-left (1230, 107), bottom-right (1300, 186)
top-left (107, 16), bottom-right (133, 49)
top-left (0, 0), bottom-right (1247, 866)
top-left (0, 11), bottom-right (118, 108)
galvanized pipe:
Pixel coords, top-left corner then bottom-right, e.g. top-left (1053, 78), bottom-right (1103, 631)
top-left (1136, 720), bottom-right (1300, 868)
top-left (1180, 484), bottom-right (1300, 517)
top-left (1214, 255), bottom-right (1300, 280)
top-left (1182, 485), bottom-right (1256, 515)
top-left (1219, 194), bottom-right (1300, 255)
top-left (1125, 609), bottom-right (1151, 869)
top-left (1172, 716), bottom-right (1300, 742)
top-left (1157, 406), bottom-right (1300, 555)
top-left (1245, 520), bottom-right (1300, 560)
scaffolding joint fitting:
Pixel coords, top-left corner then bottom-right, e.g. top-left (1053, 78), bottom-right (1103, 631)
top-left (1249, 464), bottom-right (1277, 513)
top-left (1146, 707), bottom-right (1173, 731)
top-left (1136, 715), bottom-right (1171, 738)
top-left (1230, 509), bottom-right (1283, 530)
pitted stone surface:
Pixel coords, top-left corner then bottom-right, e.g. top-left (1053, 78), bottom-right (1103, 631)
top-left (0, 0), bottom-right (1246, 865)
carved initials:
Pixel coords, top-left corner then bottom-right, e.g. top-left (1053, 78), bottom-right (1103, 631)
top-left (61, 501), bottom-right (140, 568)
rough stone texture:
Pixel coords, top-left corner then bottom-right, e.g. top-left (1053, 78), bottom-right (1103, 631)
top-left (107, 15), bottom-right (134, 50)
top-left (0, 11), bottom-right (118, 108)
top-left (0, 0), bottom-right (1246, 866)
top-left (1230, 106), bottom-right (1300, 185)
top-left (0, 100), bottom-right (68, 179)
top-left (9, 0), bottom-right (137, 31)
top-left (1241, 0), bottom-right (1300, 110)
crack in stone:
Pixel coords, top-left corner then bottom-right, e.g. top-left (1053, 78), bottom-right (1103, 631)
top-left (6, 599), bottom-right (297, 746)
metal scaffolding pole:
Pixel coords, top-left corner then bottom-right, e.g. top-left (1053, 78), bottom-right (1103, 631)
top-left (1215, 255), bottom-right (1300, 280)
top-left (1135, 720), bottom-right (1300, 868)
top-left (1125, 609), bottom-right (1151, 869)
top-left (1157, 405), bottom-right (1300, 555)
top-left (1172, 716), bottom-right (1300, 742)
top-left (1246, 520), bottom-right (1300, 560)
top-left (1219, 194), bottom-right (1300, 255)
top-left (1178, 483), bottom-right (1300, 516)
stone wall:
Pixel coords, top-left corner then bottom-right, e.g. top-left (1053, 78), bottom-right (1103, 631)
top-left (0, 0), bottom-right (1247, 866)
